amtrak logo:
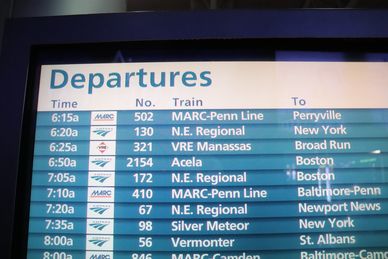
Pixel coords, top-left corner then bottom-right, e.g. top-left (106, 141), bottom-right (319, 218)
top-left (86, 235), bottom-right (113, 250)
top-left (87, 203), bottom-right (114, 218)
top-left (89, 156), bottom-right (115, 171)
top-left (91, 175), bottom-right (110, 183)
top-left (88, 171), bottom-right (115, 187)
top-left (89, 239), bottom-right (108, 247)
top-left (89, 222), bottom-right (109, 231)
top-left (87, 219), bottom-right (113, 235)
top-left (91, 160), bottom-right (110, 167)
top-left (89, 207), bottom-right (109, 215)
top-left (90, 126), bottom-right (116, 141)
top-left (93, 129), bottom-right (112, 137)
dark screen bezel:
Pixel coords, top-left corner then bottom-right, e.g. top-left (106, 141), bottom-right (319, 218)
top-left (11, 38), bottom-right (388, 258)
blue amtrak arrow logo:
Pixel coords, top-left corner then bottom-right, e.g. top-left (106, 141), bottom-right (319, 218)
top-left (89, 207), bottom-right (109, 215)
top-left (89, 239), bottom-right (108, 247)
top-left (91, 160), bottom-right (110, 167)
top-left (91, 175), bottom-right (110, 183)
top-left (89, 223), bottom-right (109, 231)
top-left (93, 129), bottom-right (111, 137)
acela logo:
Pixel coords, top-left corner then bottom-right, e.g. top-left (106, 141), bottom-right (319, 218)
top-left (91, 160), bottom-right (110, 167)
top-left (94, 113), bottom-right (115, 121)
top-left (89, 222), bottom-right (109, 231)
top-left (97, 142), bottom-right (108, 153)
top-left (89, 239), bottom-right (108, 247)
top-left (89, 207), bottom-right (109, 215)
top-left (91, 175), bottom-right (110, 183)
top-left (93, 129), bottom-right (112, 137)
top-left (89, 255), bottom-right (111, 259)
top-left (91, 190), bottom-right (112, 198)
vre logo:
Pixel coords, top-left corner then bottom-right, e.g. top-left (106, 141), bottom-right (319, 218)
top-left (97, 142), bottom-right (108, 154)
top-left (89, 207), bottom-right (109, 215)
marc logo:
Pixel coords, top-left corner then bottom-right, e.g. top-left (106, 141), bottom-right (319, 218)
top-left (90, 111), bottom-right (117, 126)
top-left (90, 189), bottom-right (112, 198)
top-left (91, 111), bottom-right (117, 125)
top-left (89, 254), bottom-right (111, 259)
top-left (94, 113), bottom-right (115, 121)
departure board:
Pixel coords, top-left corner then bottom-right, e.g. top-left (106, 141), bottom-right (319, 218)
top-left (27, 61), bottom-right (388, 259)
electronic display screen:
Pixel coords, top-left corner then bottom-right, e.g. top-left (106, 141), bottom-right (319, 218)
top-left (26, 60), bottom-right (388, 259)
